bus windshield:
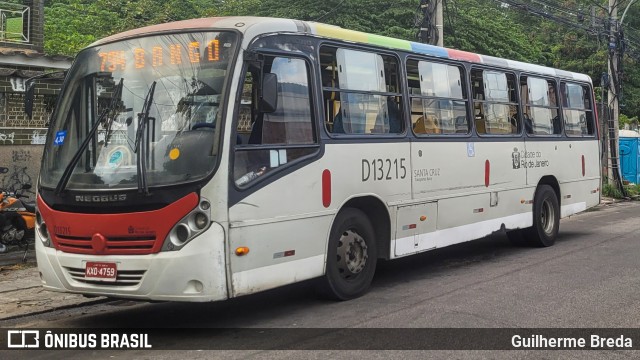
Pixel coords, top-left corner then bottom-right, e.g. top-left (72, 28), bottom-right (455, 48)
top-left (40, 31), bottom-right (238, 191)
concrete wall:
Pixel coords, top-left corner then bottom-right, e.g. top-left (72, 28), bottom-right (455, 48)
top-left (0, 144), bottom-right (41, 201)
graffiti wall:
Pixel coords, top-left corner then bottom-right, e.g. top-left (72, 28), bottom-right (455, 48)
top-left (0, 144), bottom-right (43, 201)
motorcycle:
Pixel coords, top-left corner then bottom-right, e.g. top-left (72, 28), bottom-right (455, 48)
top-left (0, 167), bottom-right (36, 262)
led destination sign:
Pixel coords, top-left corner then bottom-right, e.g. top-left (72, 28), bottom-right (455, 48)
top-left (98, 40), bottom-right (220, 72)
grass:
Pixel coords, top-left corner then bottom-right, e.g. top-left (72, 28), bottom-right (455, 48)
top-left (625, 183), bottom-right (640, 197)
top-left (2, 17), bottom-right (24, 41)
top-left (602, 183), bottom-right (623, 199)
top-left (602, 182), bottom-right (640, 199)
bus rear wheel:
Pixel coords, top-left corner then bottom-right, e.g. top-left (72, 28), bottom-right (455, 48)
top-left (319, 208), bottom-right (377, 301)
top-left (509, 185), bottom-right (559, 247)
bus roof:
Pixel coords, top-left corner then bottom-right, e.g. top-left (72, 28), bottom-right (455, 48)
top-left (92, 16), bottom-right (591, 83)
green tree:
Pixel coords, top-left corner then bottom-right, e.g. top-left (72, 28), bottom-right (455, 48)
top-left (42, 0), bottom-right (640, 119)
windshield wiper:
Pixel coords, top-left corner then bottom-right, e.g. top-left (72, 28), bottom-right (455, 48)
top-left (133, 81), bottom-right (156, 196)
top-left (55, 78), bottom-right (125, 195)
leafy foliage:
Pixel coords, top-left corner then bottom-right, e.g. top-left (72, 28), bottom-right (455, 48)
top-left (42, 0), bottom-right (640, 118)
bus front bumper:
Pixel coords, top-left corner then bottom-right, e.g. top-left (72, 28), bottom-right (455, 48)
top-left (35, 222), bottom-right (229, 302)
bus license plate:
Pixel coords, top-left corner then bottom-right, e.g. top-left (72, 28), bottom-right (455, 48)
top-left (85, 262), bottom-right (117, 282)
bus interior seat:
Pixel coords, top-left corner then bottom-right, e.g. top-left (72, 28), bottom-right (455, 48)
top-left (552, 115), bottom-right (562, 134)
top-left (386, 97), bottom-right (402, 133)
top-left (523, 114), bottom-right (534, 134)
top-left (414, 114), bottom-right (440, 134)
top-left (413, 116), bottom-right (425, 134)
top-left (475, 118), bottom-right (486, 134)
top-left (492, 118), bottom-right (511, 134)
top-left (510, 116), bottom-right (519, 134)
top-left (332, 110), bottom-right (345, 133)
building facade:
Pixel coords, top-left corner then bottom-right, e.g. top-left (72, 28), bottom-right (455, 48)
top-left (0, 0), bottom-right (72, 196)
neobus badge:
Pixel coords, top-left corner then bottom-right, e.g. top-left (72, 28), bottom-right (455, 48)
top-left (75, 194), bottom-right (127, 203)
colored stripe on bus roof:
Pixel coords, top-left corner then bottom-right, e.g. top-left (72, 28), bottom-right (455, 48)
top-left (447, 49), bottom-right (482, 63)
top-left (368, 34), bottom-right (412, 50)
top-left (312, 23), bottom-right (368, 43)
top-left (312, 23), bottom-right (410, 51)
top-left (410, 42), bottom-right (448, 58)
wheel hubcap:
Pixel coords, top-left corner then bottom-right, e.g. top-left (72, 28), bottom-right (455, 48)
top-left (336, 229), bottom-right (368, 279)
top-left (541, 198), bottom-right (555, 235)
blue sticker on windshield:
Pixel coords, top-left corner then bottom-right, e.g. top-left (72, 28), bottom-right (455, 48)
top-left (108, 150), bottom-right (123, 168)
top-left (54, 130), bottom-right (67, 146)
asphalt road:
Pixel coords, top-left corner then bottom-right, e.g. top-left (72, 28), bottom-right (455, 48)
top-left (2, 201), bottom-right (640, 359)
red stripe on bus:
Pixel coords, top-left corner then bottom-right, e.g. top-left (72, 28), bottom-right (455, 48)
top-left (322, 169), bottom-right (331, 208)
top-left (582, 155), bottom-right (585, 176)
top-left (485, 160), bottom-right (490, 187)
top-left (447, 49), bottom-right (482, 63)
top-left (37, 193), bottom-right (198, 255)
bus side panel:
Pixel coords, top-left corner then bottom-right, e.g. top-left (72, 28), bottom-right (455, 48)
top-left (394, 202), bottom-right (438, 257)
top-left (228, 159), bottom-right (330, 297)
top-left (396, 140), bottom-right (531, 257)
top-left (393, 189), bottom-right (534, 258)
top-left (229, 217), bottom-right (332, 297)
top-left (227, 142), bottom-right (411, 296)
top-left (525, 139), bottom-right (600, 215)
top-left (410, 141), bottom-right (527, 201)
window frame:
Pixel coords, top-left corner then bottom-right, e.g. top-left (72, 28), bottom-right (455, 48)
top-left (470, 66), bottom-right (522, 137)
top-left (318, 42), bottom-right (407, 138)
top-left (231, 50), bottom-right (321, 190)
top-left (520, 74), bottom-right (562, 137)
top-left (406, 56), bottom-right (471, 137)
top-left (560, 81), bottom-right (596, 138)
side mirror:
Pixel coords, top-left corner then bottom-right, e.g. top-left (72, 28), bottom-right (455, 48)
top-left (24, 79), bottom-right (35, 119)
top-left (0, 167), bottom-right (8, 174)
top-left (259, 73), bottom-right (278, 113)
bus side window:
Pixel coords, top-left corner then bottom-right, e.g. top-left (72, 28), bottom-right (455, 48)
top-left (233, 56), bottom-right (317, 187)
top-left (521, 76), bottom-right (560, 136)
top-left (408, 59), bottom-right (468, 135)
top-left (320, 46), bottom-right (403, 135)
top-left (561, 82), bottom-right (595, 137)
top-left (472, 69), bottom-right (520, 135)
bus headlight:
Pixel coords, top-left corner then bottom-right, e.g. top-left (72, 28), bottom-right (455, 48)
top-left (35, 210), bottom-right (51, 247)
top-left (162, 196), bottom-right (212, 251)
top-left (194, 213), bottom-right (208, 229)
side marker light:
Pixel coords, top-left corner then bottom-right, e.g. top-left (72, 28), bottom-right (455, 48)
top-left (235, 247), bottom-right (250, 256)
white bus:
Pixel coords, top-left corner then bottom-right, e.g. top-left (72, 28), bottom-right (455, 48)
top-left (34, 17), bottom-right (600, 302)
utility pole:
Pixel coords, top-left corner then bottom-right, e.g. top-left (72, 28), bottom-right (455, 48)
top-left (607, 0), bottom-right (619, 185)
top-left (435, 0), bottom-right (443, 46)
top-left (416, 0), bottom-right (443, 46)
top-left (607, 0), bottom-right (637, 195)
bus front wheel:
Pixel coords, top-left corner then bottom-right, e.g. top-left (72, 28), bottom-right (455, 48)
top-left (319, 208), bottom-right (377, 301)
top-left (509, 185), bottom-right (559, 247)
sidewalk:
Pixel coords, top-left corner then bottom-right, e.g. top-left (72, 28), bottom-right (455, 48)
top-left (0, 264), bottom-right (104, 321)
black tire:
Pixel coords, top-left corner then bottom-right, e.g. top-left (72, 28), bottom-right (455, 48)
top-left (318, 208), bottom-right (377, 301)
top-left (523, 185), bottom-right (560, 247)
